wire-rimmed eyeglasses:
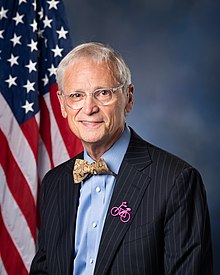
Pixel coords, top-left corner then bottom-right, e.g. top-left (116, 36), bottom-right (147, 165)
top-left (60, 83), bottom-right (125, 110)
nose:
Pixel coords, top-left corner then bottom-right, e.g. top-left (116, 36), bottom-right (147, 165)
top-left (81, 94), bottom-right (99, 114)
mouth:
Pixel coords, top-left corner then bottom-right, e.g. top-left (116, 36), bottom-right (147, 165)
top-left (80, 120), bottom-right (103, 127)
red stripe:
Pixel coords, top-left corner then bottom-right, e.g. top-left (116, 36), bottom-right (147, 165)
top-left (0, 129), bottom-right (37, 240)
top-left (50, 83), bottom-right (83, 158)
top-left (0, 212), bottom-right (28, 275)
top-left (20, 116), bottom-right (39, 160)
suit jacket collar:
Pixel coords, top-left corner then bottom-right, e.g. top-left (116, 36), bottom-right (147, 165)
top-left (94, 128), bottom-right (152, 274)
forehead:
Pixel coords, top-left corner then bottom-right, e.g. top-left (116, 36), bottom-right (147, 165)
top-left (63, 58), bottom-right (119, 90)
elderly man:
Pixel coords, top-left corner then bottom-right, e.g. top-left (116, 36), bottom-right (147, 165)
top-left (30, 42), bottom-right (213, 275)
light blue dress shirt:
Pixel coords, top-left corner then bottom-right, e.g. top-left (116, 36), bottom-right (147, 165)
top-left (73, 126), bottom-right (131, 275)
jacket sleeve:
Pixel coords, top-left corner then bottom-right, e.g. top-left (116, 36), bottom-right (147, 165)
top-left (164, 167), bottom-right (213, 275)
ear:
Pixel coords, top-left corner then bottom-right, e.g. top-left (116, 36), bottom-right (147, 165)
top-left (125, 84), bottom-right (134, 113)
top-left (57, 90), bottom-right (67, 118)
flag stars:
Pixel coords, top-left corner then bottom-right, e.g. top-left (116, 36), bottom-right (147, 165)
top-left (19, 0), bottom-right (27, 4)
top-left (22, 100), bottom-right (34, 114)
top-left (25, 60), bottom-right (37, 73)
top-left (0, 30), bottom-right (4, 39)
top-left (44, 38), bottom-right (48, 47)
top-left (43, 16), bottom-right (53, 28)
top-left (27, 39), bottom-right (38, 52)
top-left (48, 64), bottom-right (57, 76)
top-left (30, 19), bottom-right (38, 32)
top-left (57, 26), bottom-right (68, 39)
top-left (12, 12), bottom-right (24, 25)
top-left (1, 2), bottom-right (72, 120)
top-left (23, 80), bottom-right (35, 93)
top-left (5, 75), bottom-right (17, 88)
top-left (32, 0), bottom-right (37, 11)
top-left (37, 29), bottom-right (44, 38)
top-left (10, 33), bottom-right (22, 46)
top-left (42, 74), bottom-right (49, 86)
top-left (47, 0), bottom-right (59, 10)
top-left (0, 6), bottom-right (8, 19)
top-left (38, 8), bottom-right (44, 20)
top-left (7, 54), bottom-right (19, 66)
top-left (52, 45), bottom-right (63, 57)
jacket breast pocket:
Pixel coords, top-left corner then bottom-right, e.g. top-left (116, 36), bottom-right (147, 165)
top-left (123, 218), bottom-right (162, 244)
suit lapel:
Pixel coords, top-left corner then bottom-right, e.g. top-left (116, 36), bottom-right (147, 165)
top-left (94, 130), bottom-right (152, 275)
top-left (56, 153), bottom-right (83, 274)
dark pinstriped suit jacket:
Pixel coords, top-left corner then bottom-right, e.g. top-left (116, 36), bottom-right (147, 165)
top-left (30, 128), bottom-right (213, 275)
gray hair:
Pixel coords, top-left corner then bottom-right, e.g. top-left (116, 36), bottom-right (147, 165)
top-left (56, 42), bottom-right (132, 91)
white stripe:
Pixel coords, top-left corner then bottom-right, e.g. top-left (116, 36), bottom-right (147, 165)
top-left (38, 135), bottom-right (52, 181)
top-left (0, 256), bottom-right (8, 275)
top-left (0, 93), bottom-right (38, 202)
top-left (0, 164), bottom-right (5, 207)
top-left (43, 93), bottom-right (69, 166)
top-left (35, 110), bottom-right (40, 126)
top-left (0, 165), bottom-right (36, 272)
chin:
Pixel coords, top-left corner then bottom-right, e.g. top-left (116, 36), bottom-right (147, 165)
top-left (80, 134), bottom-right (103, 144)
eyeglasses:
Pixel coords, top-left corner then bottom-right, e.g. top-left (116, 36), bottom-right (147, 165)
top-left (60, 83), bottom-right (124, 110)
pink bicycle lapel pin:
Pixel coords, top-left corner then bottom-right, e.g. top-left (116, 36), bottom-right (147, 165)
top-left (110, 201), bottom-right (131, 223)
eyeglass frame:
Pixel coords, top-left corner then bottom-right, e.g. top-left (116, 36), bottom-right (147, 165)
top-left (60, 83), bottom-right (126, 110)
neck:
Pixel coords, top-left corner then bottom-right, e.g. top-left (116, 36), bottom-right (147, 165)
top-left (83, 139), bottom-right (116, 160)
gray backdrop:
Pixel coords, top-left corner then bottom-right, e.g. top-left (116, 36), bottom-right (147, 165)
top-left (63, 0), bottom-right (220, 273)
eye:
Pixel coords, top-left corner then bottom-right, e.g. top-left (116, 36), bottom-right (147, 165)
top-left (68, 92), bottom-right (84, 100)
top-left (95, 89), bottom-right (112, 97)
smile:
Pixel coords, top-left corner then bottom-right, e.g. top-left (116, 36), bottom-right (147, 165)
top-left (81, 120), bottom-right (103, 127)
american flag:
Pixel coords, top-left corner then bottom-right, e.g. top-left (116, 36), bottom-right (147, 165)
top-left (0, 0), bottom-right (82, 274)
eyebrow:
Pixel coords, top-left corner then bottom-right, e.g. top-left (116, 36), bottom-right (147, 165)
top-left (67, 86), bottom-right (112, 93)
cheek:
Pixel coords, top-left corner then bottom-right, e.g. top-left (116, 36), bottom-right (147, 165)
top-left (107, 105), bottom-right (125, 128)
top-left (66, 112), bottom-right (79, 134)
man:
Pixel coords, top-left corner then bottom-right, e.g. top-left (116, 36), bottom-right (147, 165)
top-left (30, 42), bottom-right (213, 274)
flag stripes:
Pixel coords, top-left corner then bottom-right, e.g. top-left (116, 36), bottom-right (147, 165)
top-left (0, 129), bottom-right (36, 239)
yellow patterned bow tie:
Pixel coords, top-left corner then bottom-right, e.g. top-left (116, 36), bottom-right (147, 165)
top-left (73, 158), bottom-right (115, 184)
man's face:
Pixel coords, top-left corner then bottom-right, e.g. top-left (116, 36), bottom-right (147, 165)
top-left (57, 58), bottom-right (133, 152)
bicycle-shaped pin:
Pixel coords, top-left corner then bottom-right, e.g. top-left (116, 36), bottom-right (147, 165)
top-left (110, 201), bottom-right (131, 223)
